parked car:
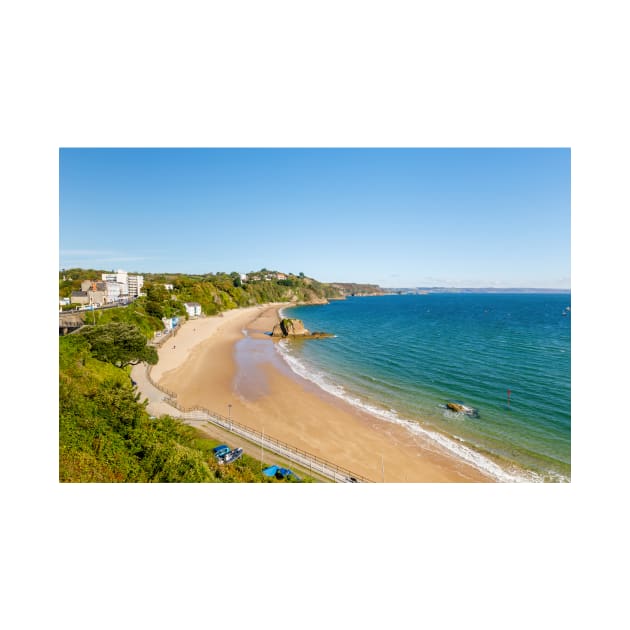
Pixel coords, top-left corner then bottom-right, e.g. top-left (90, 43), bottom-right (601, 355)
top-left (212, 445), bottom-right (231, 459)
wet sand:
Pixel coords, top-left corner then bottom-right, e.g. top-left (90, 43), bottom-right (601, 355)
top-left (158, 304), bottom-right (492, 482)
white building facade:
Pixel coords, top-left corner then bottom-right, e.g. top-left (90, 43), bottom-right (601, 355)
top-left (184, 302), bottom-right (202, 317)
top-left (105, 281), bottom-right (124, 301)
top-left (102, 270), bottom-right (128, 286)
top-left (101, 270), bottom-right (144, 297)
top-left (127, 274), bottom-right (144, 297)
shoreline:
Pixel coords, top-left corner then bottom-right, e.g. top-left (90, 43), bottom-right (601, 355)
top-left (156, 304), bottom-right (493, 482)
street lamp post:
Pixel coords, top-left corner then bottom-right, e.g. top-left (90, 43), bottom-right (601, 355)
top-left (261, 425), bottom-right (264, 472)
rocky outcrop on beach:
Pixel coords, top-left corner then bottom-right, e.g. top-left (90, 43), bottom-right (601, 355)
top-left (272, 318), bottom-right (308, 337)
top-left (271, 318), bottom-right (333, 339)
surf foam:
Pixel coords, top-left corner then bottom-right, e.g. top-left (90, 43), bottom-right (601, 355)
top-left (275, 340), bottom-right (548, 482)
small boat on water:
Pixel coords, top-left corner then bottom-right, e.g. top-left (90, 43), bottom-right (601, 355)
top-left (444, 401), bottom-right (479, 417)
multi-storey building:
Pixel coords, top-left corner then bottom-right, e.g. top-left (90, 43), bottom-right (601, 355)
top-left (127, 274), bottom-right (144, 297)
top-left (105, 281), bottom-right (124, 301)
top-left (101, 270), bottom-right (144, 297)
top-left (101, 270), bottom-right (128, 286)
top-left (81, 279), bottom-right (124, 303)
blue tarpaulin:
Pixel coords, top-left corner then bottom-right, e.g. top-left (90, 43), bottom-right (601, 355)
top-left (262, 465), bottom-right (300, 481)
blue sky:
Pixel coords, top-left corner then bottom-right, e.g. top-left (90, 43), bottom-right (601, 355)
top-left (59, 148), bottom-right (570, 288)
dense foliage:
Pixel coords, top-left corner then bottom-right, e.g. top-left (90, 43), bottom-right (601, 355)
top-left (59, 332), bottom-right (309, 482)
top-left (79, 322), bottom-right (158, 368)
top-left (88, 300), bottom-right (163, 337)
top-left (59, 267), bottom-right (344, 482)
top-left (60, 268), bottom-right (345, 337)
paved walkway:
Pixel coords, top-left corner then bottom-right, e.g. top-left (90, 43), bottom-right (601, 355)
top-left (130, 363), bottom-right (180, 418)
top-left (130, 362), bottom-right (371, 483)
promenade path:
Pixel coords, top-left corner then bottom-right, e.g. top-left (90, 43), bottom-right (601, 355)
top-left (130, 362), bottom-right (372, 483)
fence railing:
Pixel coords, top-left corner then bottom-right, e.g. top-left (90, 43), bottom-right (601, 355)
top-left (142, 336), bottom-right (373, 482)
top-left (149, 323), bottom-right (181, 348)
top-left (145, 364), bottom-right (178, 399)
top-left (162, 397), bottom-right (372, 483)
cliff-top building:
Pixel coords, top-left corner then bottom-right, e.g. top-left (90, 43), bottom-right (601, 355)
top-left (101, 270), bottom-right (144, 297)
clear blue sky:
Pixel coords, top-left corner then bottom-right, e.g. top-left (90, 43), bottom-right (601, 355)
top-left (59, 148), bottom-right (570, 288)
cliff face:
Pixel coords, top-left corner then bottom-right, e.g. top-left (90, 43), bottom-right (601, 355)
top-left (286, 287), bottom-right (332, 305)
top-left (331, 282), bottom-right (385, 296)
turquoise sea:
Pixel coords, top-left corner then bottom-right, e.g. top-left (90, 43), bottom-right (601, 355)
top-left (279, 294), bottom-right (571, 482)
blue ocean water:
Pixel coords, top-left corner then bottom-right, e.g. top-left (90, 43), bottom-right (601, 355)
top-left (279, 294), bottom-right (571, 482)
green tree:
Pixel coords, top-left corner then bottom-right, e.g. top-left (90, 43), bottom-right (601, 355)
top-left (145, 298), bottom-right (165, 319)
top-left (79, 322), bottom-right (158, 368)
top-left (230, 272), bottom-right (242, 288)
top-left (146, 284), bottom-right (169, 303)
top-left (145, 284), bottom-right (170, 319)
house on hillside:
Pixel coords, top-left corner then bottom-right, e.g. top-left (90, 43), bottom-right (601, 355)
top-left (70, 291), bottom-right (90, 305)
top-left (184, 302), bottom-right (202, 318)
top-left (78, 280), bottom-right (108, 305)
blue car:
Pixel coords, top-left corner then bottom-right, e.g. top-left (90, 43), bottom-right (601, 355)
top-left (212, 445), bottom-right (230, 459)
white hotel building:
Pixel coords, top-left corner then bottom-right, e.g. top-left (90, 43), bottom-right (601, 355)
top-left (101, 270), bottom-right (144, 297)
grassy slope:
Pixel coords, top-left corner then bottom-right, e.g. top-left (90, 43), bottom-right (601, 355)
top-left (59, 334), bottom-right (308, 482)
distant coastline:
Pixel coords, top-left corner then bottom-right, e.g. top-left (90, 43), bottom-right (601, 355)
top-left (281, 293), bottom-right (571, 481)
top-left (384, 287), bottom-right (571, 294)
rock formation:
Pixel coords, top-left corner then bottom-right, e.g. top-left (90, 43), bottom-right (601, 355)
top-left (271, 318), bottom-right (333, 339)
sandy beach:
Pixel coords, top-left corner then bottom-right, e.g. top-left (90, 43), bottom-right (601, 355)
top-left (156, 304), bottom-right (492, 482)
